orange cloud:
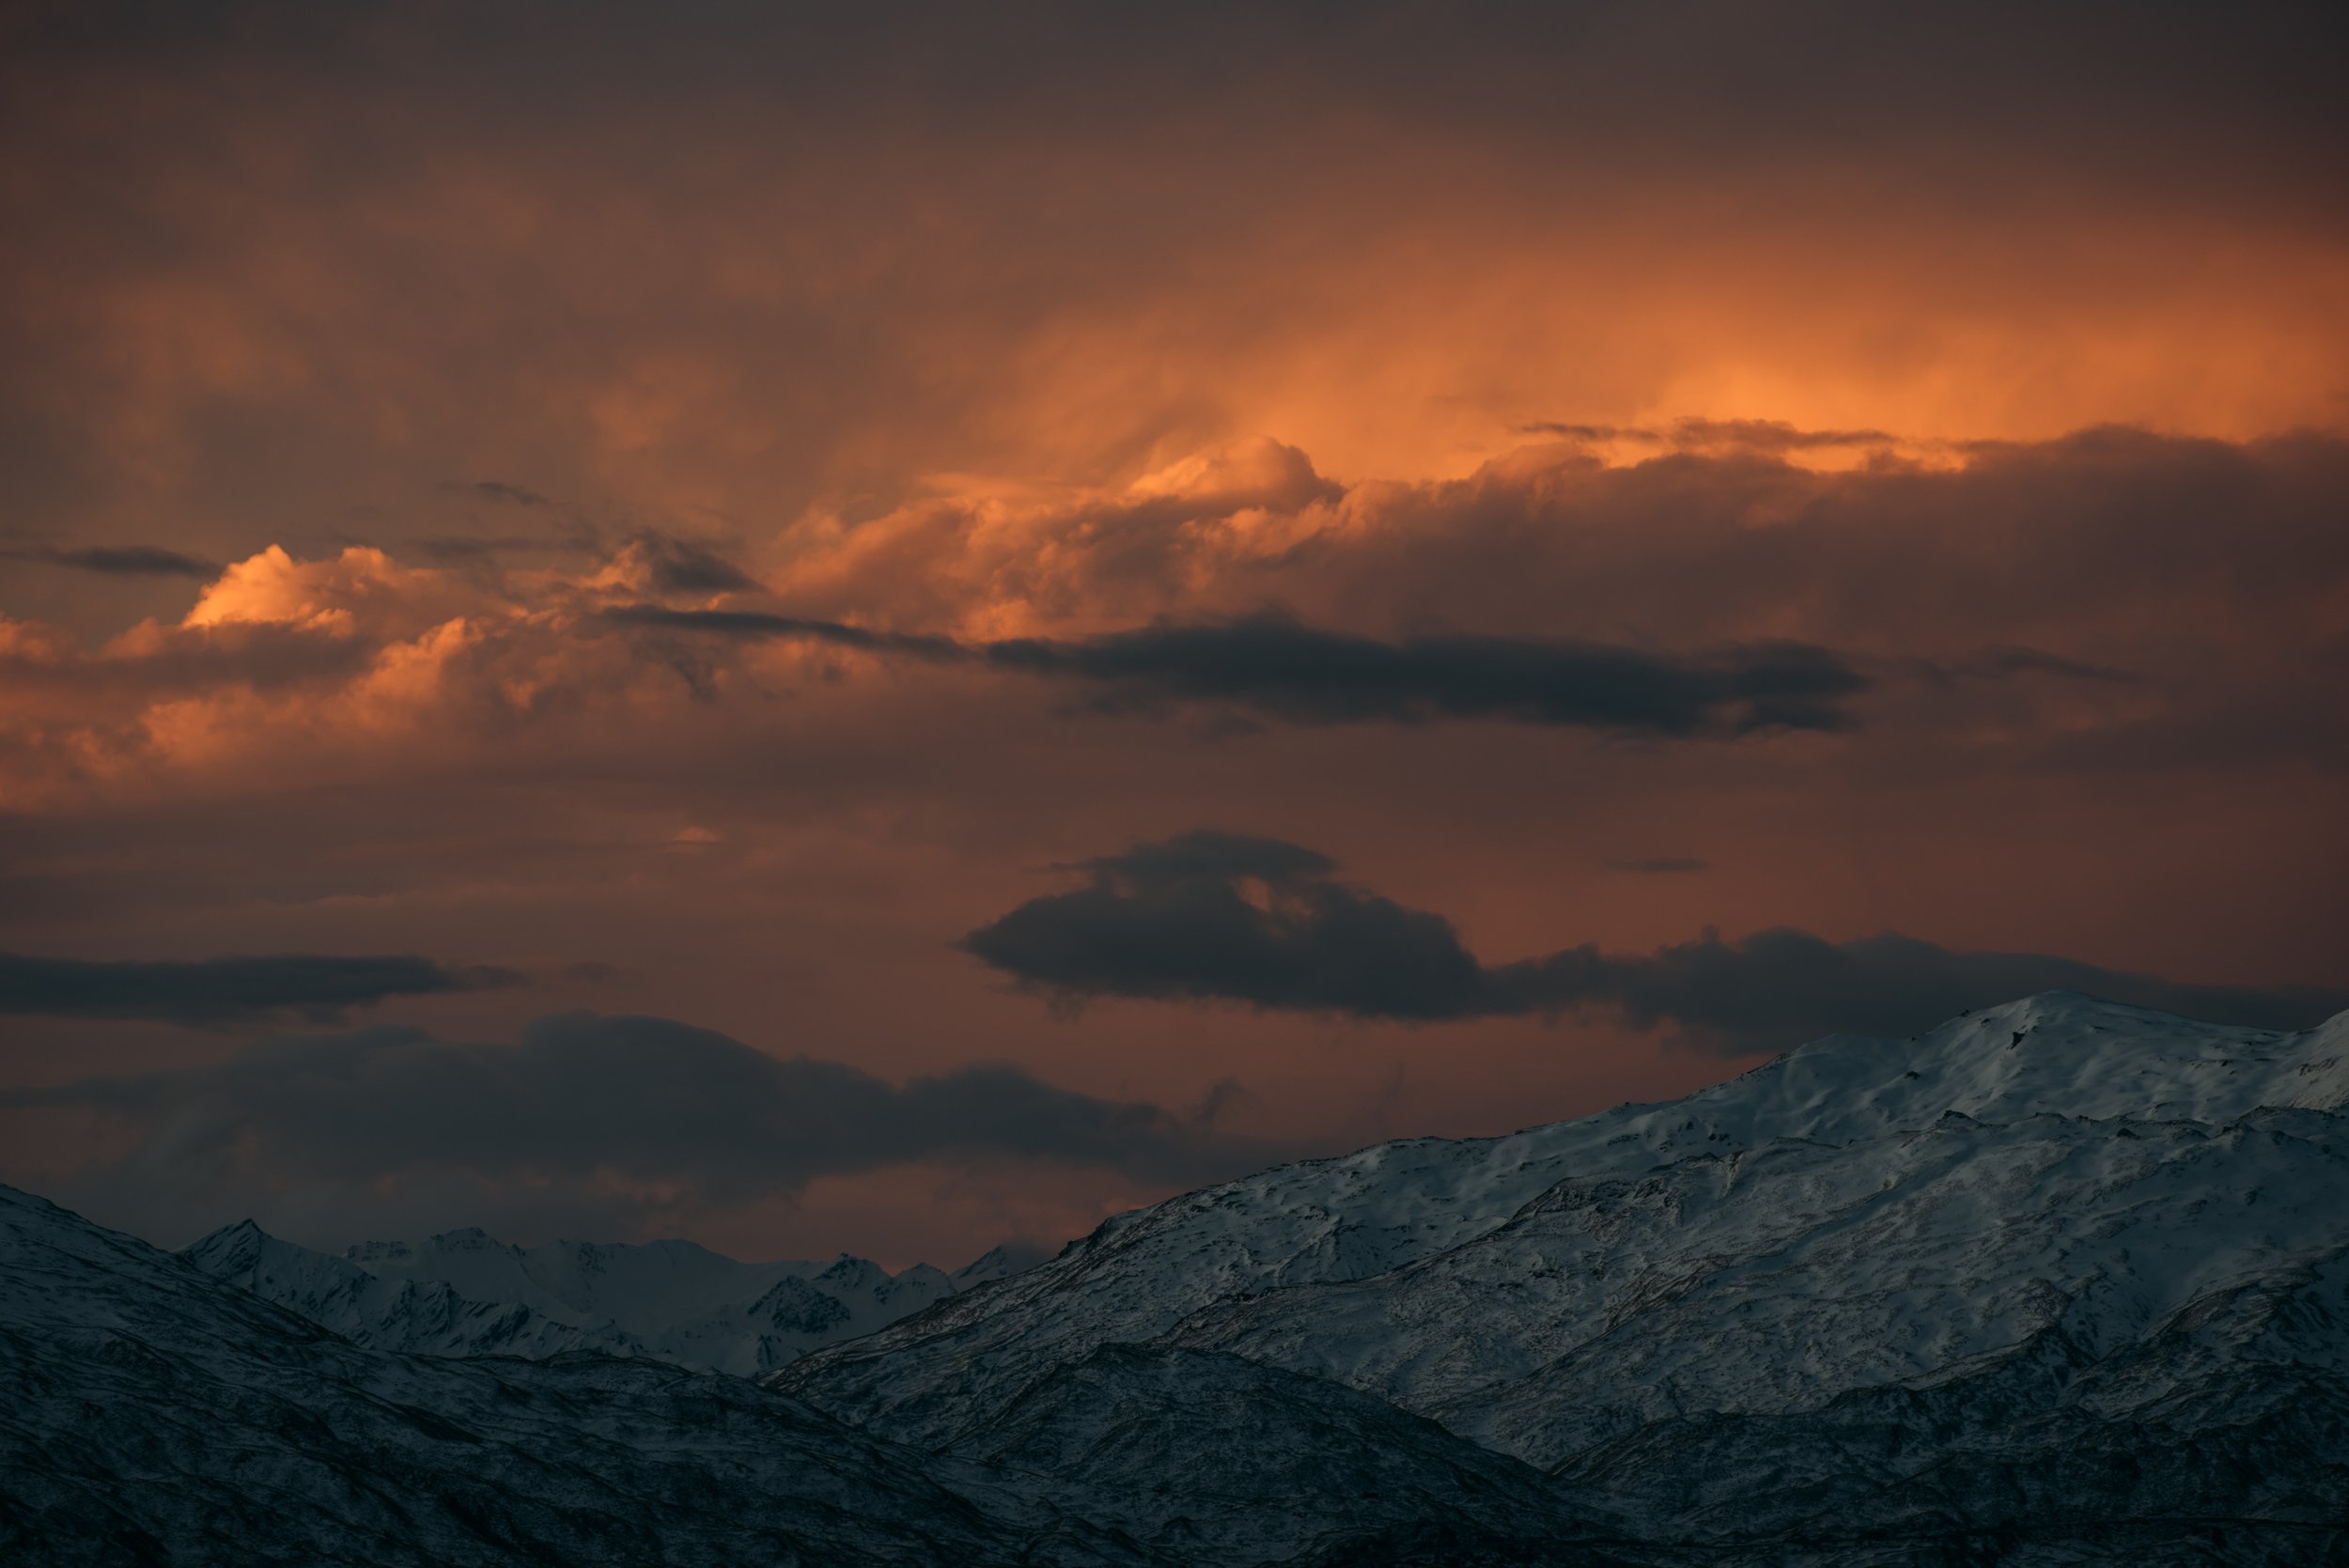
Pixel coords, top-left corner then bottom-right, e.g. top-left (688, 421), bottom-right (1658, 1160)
top-left (3, 427), bottom-right (2341, 819)
top-left (182, 546), bottom-right (453, 634)
top-left (7, 14), bottom-right (2345, 598)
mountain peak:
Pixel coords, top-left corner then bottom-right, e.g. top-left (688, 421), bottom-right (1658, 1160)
top-left (180, 1218), bottom-right (972, 1374)
top-left (428, 1226), bottom-right (506, 1249)
top-left (953, 1241), bottom-right (1051, 1287)
top-left (1721, 988), bottom-right (2337, 1147)
top-left (179, 1218), bottom-right (269, 1276)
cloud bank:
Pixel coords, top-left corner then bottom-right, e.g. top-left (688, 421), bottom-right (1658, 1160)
top-left (5, 429), bottom-right (2344, 810)
top-left (0, 1012), bottom-right (1297, 1245)
top-left (0, 951), bottom-right (518, 1026)
top-left (963, 832), bottom-right (2345, 1050)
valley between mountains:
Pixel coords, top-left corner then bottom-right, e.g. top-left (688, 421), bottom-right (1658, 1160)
top-left (6, 992), bottom-right (2345, 1565)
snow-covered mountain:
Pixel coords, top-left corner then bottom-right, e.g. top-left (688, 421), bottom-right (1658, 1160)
top-left (11, 991), bottom-right (2346, 1564)
top-left (773, 993), bottom-right (2349, 1558)
top-left (180, 1219), bottom-right (1017, 1374)
top-left (0, 1184), bottom-right (1629, 1566)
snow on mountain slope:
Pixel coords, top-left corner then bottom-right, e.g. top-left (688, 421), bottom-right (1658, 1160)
top-left (774, 994), bottom-right (2349, 1455)
top-left (0, 1184), bottom-right (1644, 1568)
top-left (179, 1219), bottom-right (644, 1360)
top-left (0, 1185), bottom-right (1112, 1568)
top-left (1553, 1244), bottom-right (2349, 1544)
top-left (1687, 992), bottom-right (2347, 1139)
top-left (183, 1219), bottom-right (998, 1374)
top-left (1173, 1107), bottom-right (2349, 1467)
top-left (955, 1241), bottom-right (1054, 1288)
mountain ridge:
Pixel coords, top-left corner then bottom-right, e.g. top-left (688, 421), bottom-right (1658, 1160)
top-left (10, 990), bottom-right (2344, 1564)
top-left (763, 991), bottom-right (2349, 1561)
top-left (180, 1212), bottom-right (1027, 1374)
top-left (0, 1181), bottom-right (1643, 1566)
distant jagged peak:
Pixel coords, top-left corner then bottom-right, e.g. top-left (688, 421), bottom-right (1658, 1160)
top-left (816, 1253), bottom-right (890, 1293)
top-left (179, 1216), bottom-right (267, 1269)
top-left (168, 1210), bottom-right (1015, 1375)
top-left (197, 1216), bottom-right (267, 1241)
top-left (749, 1275), bottom-right (853, 1335)
top-left (350, 1230), bottom-right (773, 1286)
top-left (178, 1217), bottom-right (378, 1298)
top-left (888, 1262), bottom-right (954, 1293)
top-left (345, 1236), bottom-right (419, 1265)
top-left (422, 1225), bottom-right (506, 1250)
top-left (952, 1241), bottom-right (1052, 1288)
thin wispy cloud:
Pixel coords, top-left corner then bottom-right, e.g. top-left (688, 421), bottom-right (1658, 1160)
top-left (0, 952), bottom-right (519, 1027)
top-left (2, 544), bottom-right (218, 579)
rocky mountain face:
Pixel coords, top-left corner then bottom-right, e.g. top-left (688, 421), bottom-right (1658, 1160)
top-left (770, 994), bottom-right (2349, 1560)
top-left (7, 992), bottom-right (2346, 1565)
top-left (179, 1218), bottom-right (1021, 1374)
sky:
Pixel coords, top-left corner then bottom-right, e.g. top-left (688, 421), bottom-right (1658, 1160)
top-left (2, 1), bottom-right (2344, 1268)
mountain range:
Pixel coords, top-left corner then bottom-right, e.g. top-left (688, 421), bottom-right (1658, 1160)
top-left (178, 1216), bottom-right (1033, 1374)
top-left (6, 991), bottom-right (2344, 1564)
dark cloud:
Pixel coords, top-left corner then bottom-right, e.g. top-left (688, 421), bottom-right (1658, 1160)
top-left (0, 1012), bottom-right (1295, 1241)
top-left (1607, 858), bottom-right (1709, 874)
top-left (604, 605), bottom-right (963, 660)
top-left (1184, 427), bottom-right (2349, 776)
top-left (1486, 928), bottom-right (2347, 1052)
top-left (612, 610), bottom-right (1869, 737)
top-left (1516, 419), bottom-right (1894, 452)
top-left (964, 833), bottom-right (2346, 1050)
top-left (987, 617), bottom-right (1868, 736)
top-left (1667, 418), bottom-right (1895, 452)
top-left (1519, 422), bottom-right (1637, 441)
top-left (964, 831), bottom-right (1484, 1020)
top-left (628, 532), bottom-right (761, 595)
top-left (0, 952), bottom-right (519, 1027)
top-left (2, 543), bottom-right (217, 578)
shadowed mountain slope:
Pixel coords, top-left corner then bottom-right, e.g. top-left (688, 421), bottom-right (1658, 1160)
top-left (0, 1187), bottom-right (1629, 1566)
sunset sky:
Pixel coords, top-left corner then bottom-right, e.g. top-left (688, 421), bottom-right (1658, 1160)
top-left (3, 2), bottom-right (2344, 1267)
